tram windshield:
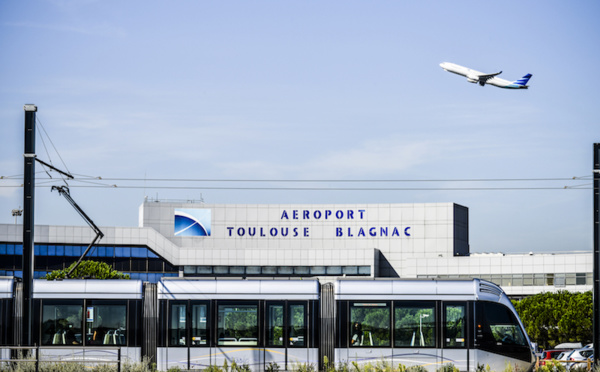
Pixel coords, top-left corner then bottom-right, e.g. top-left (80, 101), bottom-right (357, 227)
top-left (476, 301), bottom-right (531, 362)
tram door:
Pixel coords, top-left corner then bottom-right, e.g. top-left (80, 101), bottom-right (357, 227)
top-left (441, 302), bottom-right (469, 371)
top-left (265, 301), bottom-right (309, 371)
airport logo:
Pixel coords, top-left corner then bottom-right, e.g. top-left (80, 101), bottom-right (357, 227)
top-left (174, 209), bottom-right (212, 237)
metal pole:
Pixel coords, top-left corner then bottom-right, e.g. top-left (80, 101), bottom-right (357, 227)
top-left (22, 104), bottom-right (37, 346)
top-left (593, 143), bottom-right (599, 366)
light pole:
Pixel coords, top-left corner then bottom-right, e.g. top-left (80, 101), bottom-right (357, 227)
top-left (419, 313), bottom-right (430, 347)
top-left (11, 208), bottom-right (22, 224)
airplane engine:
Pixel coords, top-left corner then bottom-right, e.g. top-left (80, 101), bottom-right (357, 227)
top-left (466, 75), bottom-right (478, 84)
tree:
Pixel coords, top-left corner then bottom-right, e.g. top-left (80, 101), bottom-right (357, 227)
top-left (43, 260), bottom-right (130, 280)
top-left (512, 291), bottom-right (592, 349)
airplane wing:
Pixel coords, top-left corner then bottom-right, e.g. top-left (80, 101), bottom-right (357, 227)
top-left (477, 71), bottom-right (502, 86)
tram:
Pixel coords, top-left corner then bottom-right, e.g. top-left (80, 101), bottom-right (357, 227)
top-left (0, 277), bottom-right (535, 371)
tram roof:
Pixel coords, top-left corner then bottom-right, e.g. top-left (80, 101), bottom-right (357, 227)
top-left (33, 279), bottom-right (143, 299)
top-left (334, 279), bottom-right (503, 301)
top-left (158, 278), bottom-right (320, 300)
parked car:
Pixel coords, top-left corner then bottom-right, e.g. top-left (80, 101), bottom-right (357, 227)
top-left (566, 348), bottom-right (594, 370)
top-left (540, 349), bottom-right (568, 366)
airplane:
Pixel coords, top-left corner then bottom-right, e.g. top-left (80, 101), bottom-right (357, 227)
top-left (439, 62), bottom-right (532, 89)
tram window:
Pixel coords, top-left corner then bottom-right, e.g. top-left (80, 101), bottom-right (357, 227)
top-left (217, 303), bottom-right (258, 346)
top-left (41, 301), bottom-right (83, 346)
top-left (289, 303), bottom-right (306, 347)
top-left (191, 303), bottom-right (208, 346)
top-left (86, 301), bottom-right (127, 346)
top-left (267, 303), bottom-right (284, 346)
top-left (394, 301), bottom-right (435, 348)
top-left (169, 302), bottom-right (187, 346)
top-left (350, 302), bottom-right (390, 347)
top-left (444, 303), bottom-right (466, 348)
top-left (476, 301), bottom-right (531, 362)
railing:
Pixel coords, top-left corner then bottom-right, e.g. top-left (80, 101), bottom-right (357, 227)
top-left (536, 357), bottom-right (594, 371)
top-left (0, 346), bottom-right (122, 372)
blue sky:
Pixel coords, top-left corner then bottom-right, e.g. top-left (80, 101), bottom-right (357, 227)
top-left (0, 1), bottom-right (598, 253)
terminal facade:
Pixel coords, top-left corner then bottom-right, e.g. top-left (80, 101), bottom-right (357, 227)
top-left (0, 200), bottom-right (592, 296)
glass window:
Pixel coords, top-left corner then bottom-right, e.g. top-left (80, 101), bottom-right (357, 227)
top-left (350, 302), bottom-right (390, 347)
top-left (327, 266), bottom-right (342, 275)
top-left (476, 301), bottom-right (530, 362)
top-left (41, 301), bottom-right (83, 345)
top-left (262, 267), bottom-right (277, 275)
top-left (55, 245), bottom-right (66, 256)
top-left (169, 302), bottom-right (187, 346)
top-left (289, 303), bottom-right (306, 347)
top-left (394, 301), bottom-right (435, 348)
top-left (278, 266), bottom-right (293, 275)
top-left (294, 267), bottom-right (309, 275)
top-left (310, 266), bottom-right (326, 275)
top-left (86, 302), bottom-right (127, 346)
top-left (267, 303), bottom-right (284, 346)
top-left (230, 266), bottom-right (245, 275)
top-left (214, 266), bottom-right (228, 275)
top-left (444, 303), bottom-right (466, 348)
top-left (343, 266), bottom-right (358, 275)
top-left (358, 266), bottom-right (371, 275)
top-left (576, 273), bottom-right (587, 285)
top-left (546, 274), bottom-right (554, 286)
top-left (534, 274), bottom-right (544, 286)
top-left (191, 303), bottom-right (208, 346)
top-left (566, 274), bottom-right (576, 286)
top-left (217, 302), bottom-right (258, 346)
top-left (197, 266), bottom-right (213, 274)
top-left (246, 266), bottom-right (261, 275)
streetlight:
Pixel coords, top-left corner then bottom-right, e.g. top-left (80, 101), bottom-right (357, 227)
top-left (11, 207), bottom-right (22, 224)
top-left (419, 313), bottom-right (430, 347)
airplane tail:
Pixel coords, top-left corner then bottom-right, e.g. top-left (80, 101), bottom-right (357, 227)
top-left (513, 74), bottom-right (532, 87)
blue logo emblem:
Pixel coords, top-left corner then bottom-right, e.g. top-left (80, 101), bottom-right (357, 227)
top-left (174, 209), bottom-right (211, 236)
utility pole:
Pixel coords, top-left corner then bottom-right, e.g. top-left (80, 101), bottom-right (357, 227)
top-left (22, 104), bottom-right (36, 346)
top-left (594, 143), bottom-right (599, 366)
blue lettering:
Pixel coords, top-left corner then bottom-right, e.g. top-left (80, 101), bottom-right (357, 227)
top-left (347, 228), bottom-right (353, 237)
top-left (348, 210), bottom-right (354, 219)
top-left (392, 227), bottom-right (400, 237)
top-left (281, 228), bottom-right (289, 237)
top-left (404, 227), bottom-right (411, 236)
top-left (314, 210), bottom-right (322, 219)
top-left (260, 227), bottom-right (266, 237)
top-left (303, 210), bottom-right (309, 219)
top-left (358, 228), bottom-right (365, 237)
top-left (237, 227), bottom-right (245, 237)
top-left (304, 227), bottom-right (309, 237)
top-left (227, 227), bottom-right (234, 236)
top-left (293, 210), bottom-right (298, 219)
top-left (336, 227), bottom-right (343, 237)
top-left (270, 228), bottom-right (278, 237)
top-left (248, 227), bottom-right (256, 237)
top-left (358, 209), bottom-right (365, 219)
top-left (380, 227), bottom-right (388, 236)
top-left (369, 227), bottom-right (376, 237)
top-left (325, 210), bottom-right (332, 219)
top-left (281, 211), bottom-right (289, 220)
top-left (336, 210), bottom-right (344, 219)
top-left (293, 227), bottom-right (298, 237)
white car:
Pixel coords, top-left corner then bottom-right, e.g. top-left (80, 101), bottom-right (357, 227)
top-left (567, 348), bottom-right (594, 370)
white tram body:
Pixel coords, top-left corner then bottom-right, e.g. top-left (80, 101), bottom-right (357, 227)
top-left (157, 278), bottom-right (320, 371)
top-left (335, 279), bottom-right (534, 372)
top-left (0, 277), bottom-right (534, 372)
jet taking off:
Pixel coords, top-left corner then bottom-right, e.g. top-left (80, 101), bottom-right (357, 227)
top-left (440, 62), bottom-right (532, 89)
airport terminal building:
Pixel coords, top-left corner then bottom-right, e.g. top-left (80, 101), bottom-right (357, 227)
top-left (0, 200), bottom-right (592, 297)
